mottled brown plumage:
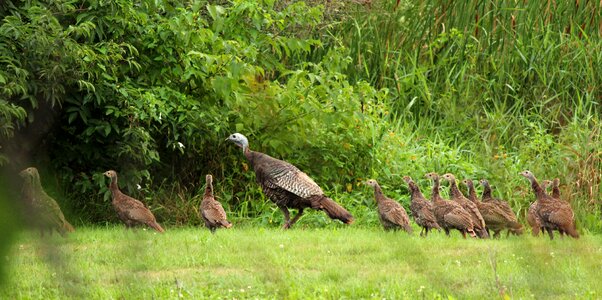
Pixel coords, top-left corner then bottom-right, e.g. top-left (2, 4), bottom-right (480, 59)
top-left (464, 179), bottom-right (523, 238)
top-left (520, 171), bottom-right (578, 239)
top-left (365, 179), bottom-right (412, 233)
top-left (425, 172), bottom-right (476, 238)
top-left (403, 176), bottom-right (440, 236)
top-left (103, 170), bottom-right (164, 233)
top-left (201, 174), bottom-right (232, 233)
top-left (442, 174), bottom-right (489, 239)
top-left (227, 133), bottom-right (353, 229)
top-left (19, 167), bottom-right (75, 237)
top-left (527, 180), bottom-right (551, 237)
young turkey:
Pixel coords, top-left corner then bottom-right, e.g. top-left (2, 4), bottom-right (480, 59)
top-left (519, 170), bottom-right (578, 239)
top-left (200, 174), bottom-right (232, 233)
top-left (227, 133), bottom-right (353, 229)
top-left (103, 170), bottom-right (164, 233)
top-left (19, 167), bottom-right (75, 237)
top-left (403, 176), bottom-right (440, 236)
top-left (463, 179), bottom-right (523, 238)
top-left (442, 173), bottom-right (489, 239)
top-left (527, 180), bottom-right (552, 237)
top-left (365, 179), bottom-right (412, 233)
top-left (425, 172), bottom-right (476, 238)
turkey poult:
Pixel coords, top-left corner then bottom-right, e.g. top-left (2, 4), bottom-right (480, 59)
top-left (527, 180), bottom-right (552, 237)
top-left (103, 170), bottom-right (164, 233)
top-left (19, 167), bottom-right (75, 237)
top-left (200, 174), bottom-right (232, 233)
top-left (425, 172), bottom-right (476, 238)
top-left (365, 179), bottom-right (412, 233)
top-left (226, 133), bottom-right (353, 229)
top-left (441, 173), bottom-right (489, 239)
top-left (463, 179), bottom-right (523, 238)
top-left (519, 170), bottom-right (578, 239)
top-left (403, 176), bottom-right (440, 236)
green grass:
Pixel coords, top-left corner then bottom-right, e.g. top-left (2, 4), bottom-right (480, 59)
top-left (2, 226), bottom-right (601, 299)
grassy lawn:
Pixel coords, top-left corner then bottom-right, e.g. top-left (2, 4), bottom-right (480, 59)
top-left (2, 226), bottom-right (601, 299)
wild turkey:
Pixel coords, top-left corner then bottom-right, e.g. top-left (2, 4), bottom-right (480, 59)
top-left (463, 179), bottom-right (523, 238)
top-left (527, 180), bottom-right (552, 237)
top-left (19, 167), bottom-right (75, 237)
top-left (103, 170), bottom-right (164, 233)
top-left (442, 173), bottom-right (489, 239)
top-left (365, 179), bottom-right (412, 233)
top-left (403, 176), bottom-right (440, 236)
top-left (425, 172), bottom-right (476, 238)
top-left (200, 174), bottom-right (232, 233)
top-left (519, 170), bottom-right (578, 239)
top-left (227, 133), bottom-right (353, 229)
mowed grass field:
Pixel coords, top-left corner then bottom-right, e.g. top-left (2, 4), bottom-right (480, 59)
top-left (2, 226), bottom-right (601, 299)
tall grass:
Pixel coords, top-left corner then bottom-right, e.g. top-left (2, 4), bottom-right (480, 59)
top-left (309, 0), bottom-right (602, 231)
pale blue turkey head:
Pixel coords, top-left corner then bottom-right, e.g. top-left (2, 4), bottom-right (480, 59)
top-left (227, 133), bottom-right (249, 151)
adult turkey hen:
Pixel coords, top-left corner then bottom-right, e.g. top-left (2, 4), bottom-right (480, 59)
top-left (463, 179), bottom-right (523, 238)
top-left (103, 170), bottom-right (164, 233)
top-left (403, 176), bottom-right (440, 236)
top-left (226, 133), bottom-right (353, 229)
top-left (201, 174), bottom-right (232, 233)
top-left (442, 173), bottom-right (489, 239)
top-left (365, 179), bottom-right (412, 233)
top-left (519, 170), bottom-right (578, 239)
top-left (425, 172), bottom-right (476, 238)
top-left (19, 167), bottom-right (75, 237)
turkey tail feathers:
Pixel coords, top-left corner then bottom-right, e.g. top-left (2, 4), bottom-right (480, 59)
top-left (477, 228), bottom-right (490, 239)
top-left (63, 221), bottom-right (75, 233)
top-left (221, 220), bottom-right (233, 228)
top-left (565, 225), bottom-right (580, 239)
top-left (148, 221), bottom-right (165, 233)
top-left (315, 196), bottom-right (354, 224)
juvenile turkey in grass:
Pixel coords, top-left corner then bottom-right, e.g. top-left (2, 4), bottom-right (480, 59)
top-left (200, 174), bottom-right (232, 233)
top-left (463, 179), bottom-right (523, 238)
top-left (226, 133), bottom-right (354, 229)
top-left (442, 173), bottom-right (489, 239)
top-left (403, 176), bottom-right (440, 236)
top-left (19, 167), bottom-right (75, 237)
top-left (520, 170), bottom-right (578, 239)
top-left (103, 170), bottom-right (164, 233)
top-left (425, 172), bottom-right (476, 238)
top-left (365, 179), bottom-right (412, 233)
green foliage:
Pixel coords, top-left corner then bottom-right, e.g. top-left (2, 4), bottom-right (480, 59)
top-left (0, 0), bottom-right (600, 231)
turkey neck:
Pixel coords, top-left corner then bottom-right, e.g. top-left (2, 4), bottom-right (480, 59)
top-left (243, 146), bottom-right (255, 166)
top-left (448, 179), bottom-right (463, 199)
top-left (431, 178), bottom-right (442, 203)
top-left (372, 183), bottom-right (387, 204)
top-left (204, 180), bottom-right (213, 198)
top-left (109, 175), bottom-right (122, 201)
top-left (409, 182), bottom-right (424, 200)
top-left (481, 184), bottom-right (492, 200)
top-left (528, 177), bottom-right (547, 201)
top-left (466, 184), bottom-right (478, 203)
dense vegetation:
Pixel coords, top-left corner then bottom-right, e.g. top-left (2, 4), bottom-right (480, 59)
top-left (0, 0), bottom-right (600, 232)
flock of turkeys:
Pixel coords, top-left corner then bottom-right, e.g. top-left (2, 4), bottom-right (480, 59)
top-left (18, 133), bottom-right (579, 239)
